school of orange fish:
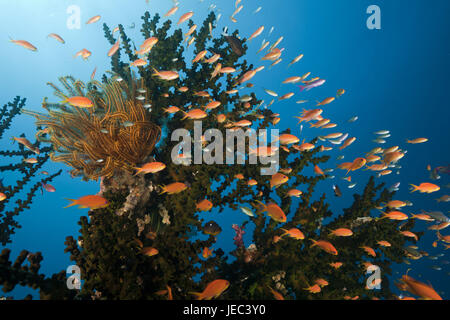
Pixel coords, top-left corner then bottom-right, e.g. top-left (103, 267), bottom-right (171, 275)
top-left (4, 0), bottom-right (449, 300)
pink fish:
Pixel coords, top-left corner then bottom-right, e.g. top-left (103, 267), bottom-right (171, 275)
top-left (41, 183), bottom-right (56, 194)
top-left (298, 79), bottom-right (325, 92)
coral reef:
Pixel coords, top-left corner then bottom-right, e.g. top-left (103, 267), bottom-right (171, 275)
top-left (2, 11), bottom-right (417, 300)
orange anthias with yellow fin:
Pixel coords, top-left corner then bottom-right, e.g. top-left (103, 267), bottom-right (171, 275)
top-left (255, 200), bottom-right (287, 223)
top-left (64, 195), bottom-right (109, 210)
top-left (189, 279), bottom-right (230, 300)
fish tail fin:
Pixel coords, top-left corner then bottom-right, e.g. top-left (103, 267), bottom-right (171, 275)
top-left (309, 239), bottom-right (317, 248)
top-left (188, 292), bottom-right (203, 300)
top-left (133, 168), bottom-right (142, 176)
top-left (375, 210), bottom-right (387, 221)
top-left (181, 110), bottom-right (188, 120)
top-left (409, 184), bottom-right (418, 193)
top-left (279, 228), bottom-right (288, 237)
top-left (63, 199), bottom-right (77, 209)
top-left (151, 67), bottom-right (159, 76)
top-left (298, 85), bottom-right (305, 92)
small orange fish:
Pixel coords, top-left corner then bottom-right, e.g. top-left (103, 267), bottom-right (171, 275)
top-left (182, 109), bottom-right (207, 120)
top-left (406, 138), bottom-right (428, 144)
top-left (247, 26), bottom-right (264, 41)
top-left (152, 68), bottom-right (179, 81)
top-left (202, 247), bottom-right (213, 259)
top-left (247, 179), bottom-right (258, 186)
top-left (134, 162), bottom-right (166, 175)
top-left (378, 210), bottom-right (408, 221)
top-left (164, 6), bottom-right (179, 17)
top-left (280, 228), bottom-right (304, 240)
top-left (142, 247), bottom-right (159, 257)
top-left (270, 173), bottom-right (289, 189)
top-left (361, 246), bottom-right (376, 257)
top-left (10, 38), bottom-right (37, 51)
top-left (316, 97), bottom-right (335, 106)
top-left (286, 189), bottom-right (302, 197)
top-left (268, 287), bottom-right (284, 300)
top-left (377, 240), bottom-right (391, 247)
top-left (189, 279), bottom-right (230, 300)
top-left (256, 201), bottom-right (287, 223)
top-left (192, 50), bottom-right (208, 63)
top-left (400, 231), bottom-right (418, 241)
top-left (304, 284), bottom-right (321, 293)
top-left (108, 39), bottom-right (120, 57)
top-left (160, 182), bottom-right (188, 195)
top-left (310, 239), bottom-right (338, 255)
top-left (86, 15), bottom-right (101, 24)
top-left (62, 96), bottom-right (94, 108)
top-left (410, 183), bottom-right (440, 193)
top-left (47, 33), bottom-right (65, 44)
top-left (64, 195), bottom-right (109, 209)
top-left (315, 279), bottom-right (329, 287)
top-left (0, 193), bottom-right (6, 201)
top-left (400, 275), bottom-right (442, 300)
top-left (329, 228), bottom-right (353, 237)
top-left (196, 199), bottom-right (213, 212)
top-left (339, 137), bottom-right (356, 150)
top-left (178, 11), bottom-right (194, 25)
top-left (314, 165), bottom-right (325, 176)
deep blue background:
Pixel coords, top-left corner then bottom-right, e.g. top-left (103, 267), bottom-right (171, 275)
top-left (1, 0), bottom-right (449, 299)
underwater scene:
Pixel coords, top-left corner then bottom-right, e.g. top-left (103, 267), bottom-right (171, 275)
top-left (0, 0), bottom-right (449, 302)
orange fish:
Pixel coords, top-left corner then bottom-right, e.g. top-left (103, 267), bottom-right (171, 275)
top-left (261, 48), bottom-right (282, 61)
top-left (86, 15), bottom-right (101, 24)
top-left (0, 193), bottom-right (6, 201)
top-left (134, 162), bottom-right (166, 175)
top-left (10, 38), bottom-right (37, 51)
top-left (108, 39), bottom-right (120, 57)
top-left (304, 284), bottom-right (321, 293)
top-left (406, 138), bottom-right (428, 144)
top-left (160, 182), bottom-right (188, 195)
top-left (410, 183), bottom-right (440, 193)
top-left (270, 173), bottom-right (289, 189)
top-left (164, 6), bottom-right (179, 17)
top-left (152, 68), bottom-right (179, 81)
top-left (178, 11), bottom-right (194, 25)
top-left (268, 287), bottom-right (284, 300)
top-left (316, 97), bottom-right (335, 106)
top-left (315, 279), bottom-right (329, 287)
top-left (202, 247), bottom-right (213, 259)
top-left (189, 279), bottom-right (230, 300)
top-left (196, 199), bottom-right (213, 212)
top-left (192, 50), bottom-right (208, 63)
top-left (377, 240), bottom-right (391, 247)
top-left (400, 275), bottom-right (442, 300)
top-left (437, 231), bottom-right (450, 243)
top-left (142, 247), bottom-right (159, 257)
top-left (286, 189), bottom-right (302, 197)
top-left (339, 137), bottom-right (356, 150)
top-left (47, 33), bottom-right (65, 44)
top-left (361, 246), bottom-right (376, 257)
top-left (314, 165), bottom-right (325, 177)
top-left (400, 231), bottom-right (418, 241)
top-left (346, 157), bottom-right (367, 175)
top-left (61, 96), bottom-right (94, 108)
top-left (377, 210), bottom-right (408, 221)
top-left (256, 201), bottom-right (287, 223)
top-left (182, 109), bottom-right (207, 120)
top-left (310, 239), bottom-right (338, 255)
top-left (163, 106), bottom-right (180, 114)
top-left (280, 228), bottom-right (304, 240)
top-left (247, 179), bottom-right (258, 186)
top-left (74, 48), bottom-right (91, 60)
top-left (64, 195), bottom-right (109, 209)
top-left (248, 26), bottom-right (264, 41)
top-left (329, 228), bottom-right (353, 237)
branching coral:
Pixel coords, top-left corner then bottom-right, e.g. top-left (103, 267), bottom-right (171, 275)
top-left (24, 75), bottom-right (161, 181)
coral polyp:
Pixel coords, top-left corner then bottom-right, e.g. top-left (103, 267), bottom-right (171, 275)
top-left (24, 75), bottom-right (161, 181)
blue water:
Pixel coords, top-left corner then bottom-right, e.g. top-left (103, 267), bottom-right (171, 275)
top-left (1, 0), bottom-right (449, 299)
